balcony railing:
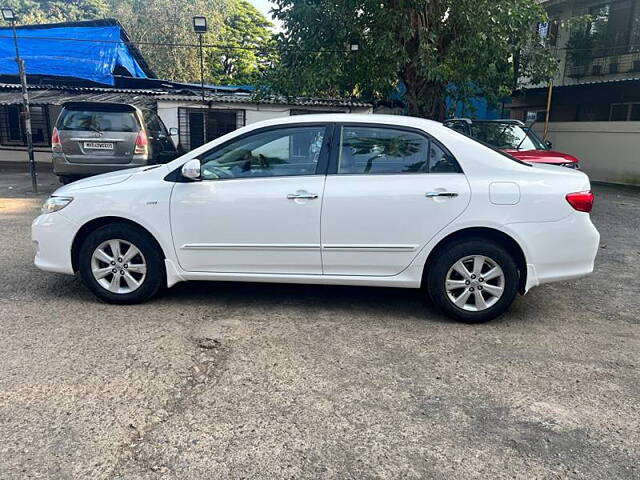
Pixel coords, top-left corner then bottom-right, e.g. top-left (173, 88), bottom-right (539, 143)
top-left (564, 45), bottom-right (640, 81)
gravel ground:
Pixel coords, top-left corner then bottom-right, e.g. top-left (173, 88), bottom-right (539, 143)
top-left (0, 164), bottom-right (638, 479)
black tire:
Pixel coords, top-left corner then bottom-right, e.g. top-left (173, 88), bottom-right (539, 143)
top-left (59, 176), bottom-right (75, 185)
top-left (78, 223), bottom-right (165, 304)
top-left (426, 238), bottom-right (519, 323)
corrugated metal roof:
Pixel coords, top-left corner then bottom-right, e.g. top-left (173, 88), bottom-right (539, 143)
top-left (160, 94), bottom-right (372, 108)
top-left (525, 76), bottom-right (640, 93)
top-left (0, 83), bottom-right (166, 96)
top-left (0, 87), bottom-right (159, 107)
top-left (0, 83), bottom-right (372, 108)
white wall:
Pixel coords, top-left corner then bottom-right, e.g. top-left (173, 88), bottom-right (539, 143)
top-left (156, 100), bottom-right (372, 147)
top-left (535, 121), bottom-right (640, 185)
top-left (0, 148), bottom-right (51, 163)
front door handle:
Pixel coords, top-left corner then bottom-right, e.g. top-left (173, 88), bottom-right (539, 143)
top-left (287, 191), bottom-right (319, 200)
top-left (425, 191), bottom-right (459, 198)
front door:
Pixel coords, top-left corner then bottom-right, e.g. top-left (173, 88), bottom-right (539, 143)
top-left (321, 124), bottom-right (471, 276)
top-left (170, 124), bottom-right (330, 274)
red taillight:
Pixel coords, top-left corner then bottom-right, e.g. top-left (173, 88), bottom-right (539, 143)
top-left (135, 130), bottom-right (148, 155)
top-left (566, 191), bottom-right (594, 213)
top-left (51, 127), bottom-right (61, 149)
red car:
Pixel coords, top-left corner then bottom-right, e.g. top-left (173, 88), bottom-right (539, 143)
top-left (443, 119), bottom-right (580, 169)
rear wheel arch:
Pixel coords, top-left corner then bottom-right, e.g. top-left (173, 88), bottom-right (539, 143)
top-left (71, 217), bottom-right (167, 273)
top-left (422, 227), bottom-right (528, 294)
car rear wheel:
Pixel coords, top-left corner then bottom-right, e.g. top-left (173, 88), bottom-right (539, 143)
top-left (78, 223), bottom-right (165, 304)
top-left (426, 239), bottom-right (519, 323)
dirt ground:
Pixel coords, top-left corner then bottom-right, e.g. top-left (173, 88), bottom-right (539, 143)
top-left (0, 163), bottom-right (638, 479)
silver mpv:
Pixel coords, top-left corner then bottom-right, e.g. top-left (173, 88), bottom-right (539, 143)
top-left (52, 102), bottom-right (178, 184)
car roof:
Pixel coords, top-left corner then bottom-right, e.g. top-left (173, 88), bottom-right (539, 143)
top-left (445, 117), bottom-right (525, 126)
top-left (247, 113), bottom-right (447, 132)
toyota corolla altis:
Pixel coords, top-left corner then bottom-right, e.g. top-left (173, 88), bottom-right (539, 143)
top-left (32, 114), bottom-right (600, 323)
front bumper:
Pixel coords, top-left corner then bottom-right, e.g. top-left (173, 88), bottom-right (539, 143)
top-left (32, 212), bottom-right (77, 275)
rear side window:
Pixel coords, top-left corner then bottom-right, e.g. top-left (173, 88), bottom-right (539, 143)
top-left (338, 126), bottom-right (462, 174)
top-left (57, 109), bottom-right (140, 133)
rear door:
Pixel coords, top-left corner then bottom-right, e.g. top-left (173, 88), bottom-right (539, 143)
top-left (321, 124), bottom-right (471, 276)
top-left (57, 104), bottom-right (140, 164)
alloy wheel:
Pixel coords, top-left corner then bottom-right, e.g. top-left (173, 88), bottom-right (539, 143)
top-left (90, 239), bottom-right (147, 294)
top-left (445, 255), bottom-right (505, 312)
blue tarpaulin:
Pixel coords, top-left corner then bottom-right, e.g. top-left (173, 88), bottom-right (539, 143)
top-left (0, 22), bottom-right (150, 86)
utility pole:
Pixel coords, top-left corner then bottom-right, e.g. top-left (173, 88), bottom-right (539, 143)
top-left (199, 34), bottom-right (205, 104)
top-left (193, 16), bottom-right (208, 104)
top-left (2, 8), bottom-right (37, 193)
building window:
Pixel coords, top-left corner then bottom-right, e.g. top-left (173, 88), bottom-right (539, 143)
top-left (0, 104), bottom-right (50, 147)
top-left (609, 102), bottom-right (640, 121)
top-left (177, 108), bottom-right (245, 152)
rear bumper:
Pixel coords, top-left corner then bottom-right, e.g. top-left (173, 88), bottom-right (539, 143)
top-left (508, 212), bottom-right (600, 291)
top-left (32, 212), bottom-right (77, 275)
top-left (52, 153), bottom-right (149, 176)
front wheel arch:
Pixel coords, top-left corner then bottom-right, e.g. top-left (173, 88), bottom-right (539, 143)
top-left (71, 217), bottom-right (167, 273)
top-left (422, 227), bottom-right (528, 294)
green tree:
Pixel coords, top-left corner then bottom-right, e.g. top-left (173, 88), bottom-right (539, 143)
top-left (110, 0), bottom-right (229, 83)
top-left (266, 0), bottom-right (557, 119)
top-left (210, 0), bottom-right (277, 85)
top-left (4, 0), bottom-right (108, 23)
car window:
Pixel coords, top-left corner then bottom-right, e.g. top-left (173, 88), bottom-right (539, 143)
top-left (429, 142), bottom-right (463, 173)
top-left (58, 109), bottom-right (139, 133)
top-left (445, 121), bottom-right (469, 135)
top-left (199, 126), bottom-right (326, 180)
top-left (470, 123), bottom-right (545, 151)
top-left (142, 110), bottom-right (167, 135)
top-left (338, 126), bottom-right (461, 174)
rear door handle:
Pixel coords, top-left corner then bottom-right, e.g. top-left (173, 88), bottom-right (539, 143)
top-left (287, 191), bottom-right (319, 200)
top-left (425, 191), bottom-right (459, 198)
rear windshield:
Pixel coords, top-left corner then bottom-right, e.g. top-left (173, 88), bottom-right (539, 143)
top-left (57, 109), bottom-right (140, 133)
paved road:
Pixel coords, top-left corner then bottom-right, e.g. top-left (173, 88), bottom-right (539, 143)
top-left (1, 164), bottom-right (638, 479)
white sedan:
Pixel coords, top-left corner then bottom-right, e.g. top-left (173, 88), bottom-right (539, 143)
top-left (32, 114), bottom-right (600, 323)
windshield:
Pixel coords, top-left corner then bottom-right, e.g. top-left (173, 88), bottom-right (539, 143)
top-left (470, 123), bottom-right (546, 151)
top-left (58, 109), bottom-right (140, 133)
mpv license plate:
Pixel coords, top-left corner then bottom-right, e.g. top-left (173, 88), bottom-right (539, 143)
top-left (84, 142), bottom-right (114, 150)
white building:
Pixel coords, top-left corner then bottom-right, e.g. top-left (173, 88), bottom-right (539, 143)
top-left (513, 0), bottom-right (640, 185)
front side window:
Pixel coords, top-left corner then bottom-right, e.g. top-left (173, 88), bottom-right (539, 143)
top-left (338, 126), bottom-right (461, 174)
top-left (199, 126), bottom-right (326, 180)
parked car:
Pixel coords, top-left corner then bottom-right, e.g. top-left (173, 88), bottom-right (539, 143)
top-left (52, 102), bottom-right (179, 184)
top-left (443, 118), bottom-right (580, 168)
top-left (33, 114), bottom-right (599, 323)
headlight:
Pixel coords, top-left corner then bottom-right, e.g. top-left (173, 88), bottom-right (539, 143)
top-left (41, 196), bottom-right (73, 214)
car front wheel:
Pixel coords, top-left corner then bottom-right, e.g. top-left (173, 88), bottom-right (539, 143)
top-left (78, 224), bottom-right (165, 304)
top-left (426, 239), bottom-right (519, 323)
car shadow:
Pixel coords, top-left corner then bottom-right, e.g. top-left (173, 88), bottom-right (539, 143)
top-left (163, 280), bottom-right (453, 324)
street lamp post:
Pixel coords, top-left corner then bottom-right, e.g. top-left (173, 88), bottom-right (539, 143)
top-left (2, 7), bottom-right (37, 193)
top-left (192, 16), bottom-right (208, 104)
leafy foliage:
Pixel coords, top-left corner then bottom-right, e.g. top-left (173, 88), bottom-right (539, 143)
top-left (209, 1), bottom-right (277, 85)
top-left (265, 0), bottom-right (557, 119)
top-left (3, 0), bottom-right (109, 23)
top-left (6, 0), bottom-right (275, 85)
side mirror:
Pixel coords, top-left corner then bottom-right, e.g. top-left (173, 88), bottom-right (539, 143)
top-left (545, 140), bottom-right (553, 149)
top-left (181, 159), bottom-right (201, 181)
top-left (169, 127), bottom-right (179, 136)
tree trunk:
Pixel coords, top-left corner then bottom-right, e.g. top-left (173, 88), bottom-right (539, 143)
top-left (403, 66), bottom-right (448, 121)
